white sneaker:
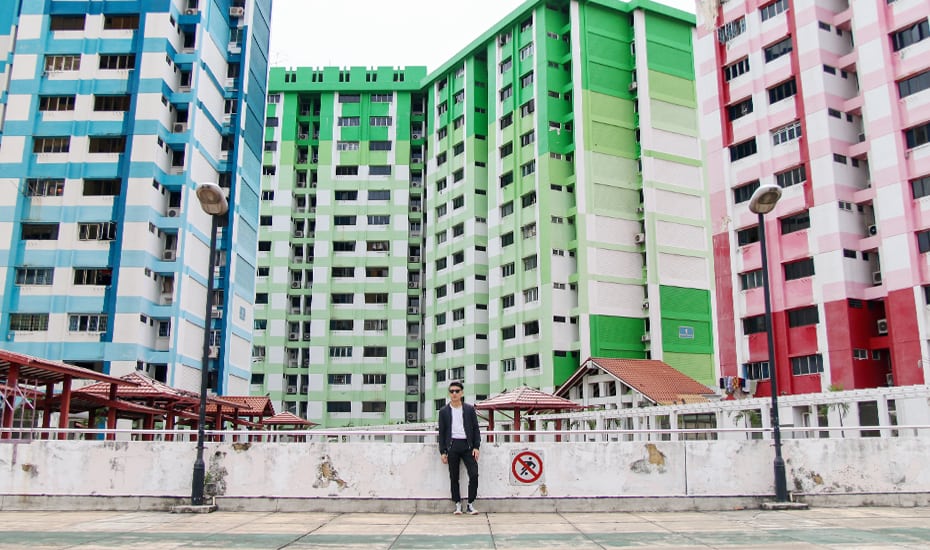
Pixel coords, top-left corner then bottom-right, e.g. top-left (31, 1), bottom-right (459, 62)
top-left (466, 503), bottom-right (478, 515)
top-left (453, 502), bottom-right (462, 515)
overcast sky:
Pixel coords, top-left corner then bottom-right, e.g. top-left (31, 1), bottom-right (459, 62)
top-left (269, 0), bottom-right (698, 70)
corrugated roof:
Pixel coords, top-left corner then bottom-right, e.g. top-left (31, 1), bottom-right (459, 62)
top-left (559, 358), bottom-right (714, 405)
top-left (0, 350), bottom-right (136, 387)
top-left (476, 386), bottom-right (583, 411)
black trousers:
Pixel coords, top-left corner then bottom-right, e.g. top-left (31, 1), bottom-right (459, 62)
top-left (447, 439), bottom-right (478, 503)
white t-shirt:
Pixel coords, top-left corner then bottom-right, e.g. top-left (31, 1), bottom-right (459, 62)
top-left (450, 405), bottom-right (466, 439)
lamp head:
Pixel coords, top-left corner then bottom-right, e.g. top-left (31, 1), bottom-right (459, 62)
top-left (748, 184), bottom-right (782, 215)
top-left (195, 182), bottom-right (229, 216)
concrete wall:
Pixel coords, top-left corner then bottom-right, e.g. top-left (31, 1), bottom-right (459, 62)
top-left (2, 438), bottom-right (929, 501)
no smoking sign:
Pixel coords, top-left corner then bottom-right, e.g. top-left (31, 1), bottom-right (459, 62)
top-left (510, 450), bottom-right (544, 485)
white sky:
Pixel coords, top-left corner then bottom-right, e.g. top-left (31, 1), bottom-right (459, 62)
top-left (269, 0), bottom-right (697, 71)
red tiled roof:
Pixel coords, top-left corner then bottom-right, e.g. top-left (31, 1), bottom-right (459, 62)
top-left (558, 358), bottom-right (714, 405)
top-left (476, 386), bottom-right (583, 411)
top-left (208, 396), bottom-right (275, 416)
top-left (0, 349), bottom-right (136, 387)
top-left (76, 371), bottom-right (199, 403)
top-left (262, 411), bottom-right (317, 426)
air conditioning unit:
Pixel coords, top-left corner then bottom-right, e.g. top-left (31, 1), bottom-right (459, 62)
top-left (163, 250), bottom-right (177, 261)
top-left (408, 255), bottom-right (420, 263)
top-left (886, 373), bottom-right (894, 386)
top-left (211, 308), bottom-right (222, 319)
top-left (642, 299), bottom-right (650, 310)
top-left (872, 271), bottom-right (883, 285)
top-left (641, 332), bottom-right (651, 342)
top-left (877, 318), bottom-right (888, 335)
top-left (167, 207), bottom-right (181, 217)
top-left (311, 156), bottom-right (319, 163)
top-left (406, 359), bottom-right (417, 367)
top-left (288, 332), bottom-right (299, 341)
top-left (867, 224), bottom-right (877, 236)
top-left (406, 385), bottom-right (419, 395)
top-left (294, 230), bottom-right (304, 238)
top-left (410, 205), bottom-right (421, 212)
top-left (289, 307), bottom-right (301, 314)
top-left (291, 281), bottom-right (301, 289)
top-left (412, 133), bottom-right (421, 139)
top-left (408, 281), bottom-right (420, 289)
top-left (229, 6), bottom-right (244, 17)
top-left (208, 346), bottom-right (219, 358)
top-left (184, 8), bottom-right (199, 15)
top-left (301, 385), bottom-right (309, 393)
top-left (407, 307), bottom-right (419, 315)
top-left (303, 333), bottom-right (311, 340)
top-left (628, 81), bottom-right (638, 92)
top-left (633, 233), bottom-right (646, 244)
top-left (286, 385), bottom-right (297, 394)
top-left (287, 359), bottom-right (298, 368)
top-left (406, 413), bottom-right (418, 422)
top-left (173, 123), bottom-right (187, 133)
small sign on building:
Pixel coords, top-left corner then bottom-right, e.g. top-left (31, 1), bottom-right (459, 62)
top-left (678, 325), bottom-right (695, 339)
top-left (510, 450), bottom-right (544, 485)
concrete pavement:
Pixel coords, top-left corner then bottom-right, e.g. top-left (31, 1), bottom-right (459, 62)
top-left (0, 506), bottom-right (929, 549)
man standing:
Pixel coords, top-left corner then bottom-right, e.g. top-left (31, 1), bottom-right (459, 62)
top-left (438, 380), bottom-right (481, 515)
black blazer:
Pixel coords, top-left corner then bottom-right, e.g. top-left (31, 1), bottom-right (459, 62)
top-left (437, 402), bottom-right (481, 454)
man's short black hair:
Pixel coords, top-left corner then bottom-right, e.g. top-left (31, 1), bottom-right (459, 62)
top-left (448, 380), bottom-right (463, 391)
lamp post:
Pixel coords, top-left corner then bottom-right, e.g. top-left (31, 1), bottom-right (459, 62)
top-left (191, 182), bottom-right (228, 506)
top-left (748, 183), bottom-right (788, 502)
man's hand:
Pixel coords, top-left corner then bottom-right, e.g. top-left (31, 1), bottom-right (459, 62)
top-left (441, 453), bottom-right (448, 464)
top-left (472, 449), bottom-right (480, 461)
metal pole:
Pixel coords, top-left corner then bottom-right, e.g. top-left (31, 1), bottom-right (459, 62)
top-left (191, 214), bottom-right (218, 506)
top-left (758, 211), bottom-right (789, 502)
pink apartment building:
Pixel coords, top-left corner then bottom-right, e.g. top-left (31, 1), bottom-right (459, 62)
top-left (695, 0), bottom-right (930, 396)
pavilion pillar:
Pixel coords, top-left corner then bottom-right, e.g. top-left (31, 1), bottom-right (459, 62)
top-left (87, 408), bottom-right (96, 440)
top-left (42, 382), bottom-right (54, 440)
top-left (142, 415), bottom-right (154, 441)
top-left (165, 406), bottom-right (176, 442)
top-left (213, 410), bottom-right (222, 442)
top-left (486, 411), bottom-right (494, 443)
top-left (1, 363), bottom-right (19, 440)
top-left (106, 383), bottom-right (117, 440)
top-left (513, 409), bottom-right (521, 443)
top-left (57, 376), bottom-right (73, 441)
top-left (555, 419), bottom-right (563, 443)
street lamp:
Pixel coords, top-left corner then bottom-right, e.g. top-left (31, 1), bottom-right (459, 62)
top-left (748, 183), bottom-right (789, 503)
top-left (191, 182), bottom-right (228, 506)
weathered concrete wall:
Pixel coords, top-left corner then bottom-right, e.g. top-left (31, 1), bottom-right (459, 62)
top-left (1, 438), bottom-right (928, 500)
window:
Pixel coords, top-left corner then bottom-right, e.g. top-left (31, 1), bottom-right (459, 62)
top-left (433, 341), bottom-right (447, 354)
top-left (437, 127), bottom-right (448, 140)
top-left (369, 140), bottom-right (392, 151)
top-left (453, 142), bottom-right (465, 156)
top-left (366, 240), bottom-right (390, 252)
top-left (436, 258), bottom-right (447, 271)
top-left (791, 354), bottom-right (824, 375)
top-left (743, 361), bottom-right (771, 380)
top-left (44, 55), bottom-right (81, 71)
top-left (69, 314), bottom-right (108, 332)
top-left (781, 211), bottom-right (810, 234)
top-left (733, 180), bottom-right (760, 204)
top-left (776, 165), bottom-right (806, 188)
top-left (50, 15), bottom-right (85, 30)
top-left (80, 178), bottom-right (119, 196)
top-left (330, 346), bottom-right (352, 358)
top-left (724, 57), bottom-right (750, 81)
top-left (718, 16), bottom-right (746, 43)
top-left (525, 354), bottom-right (540, 370)
top-left (891, 19), bottom-right (930, 51)
top-left (25, 178), bottom-right (64, 197)
top-left (363, 319), bottom-right (388, 332)
top-left (9, 313), bottom-right (49, 331)
top-left (499, 57), bottom-right (512, 73)
top-left (500, 142), bottom-right (513, 158)
top-left (520, 100), bottom-right (535, 116)
top-left (905, 121), bottom-right (930, 149)
top-left (454, 116), bottom-right (464, 129)
top-left (743, 315), bottom-right (767, 334)
top-left (89, 137), bottom-right (126, 153)
top-left (740, 269), bottom-right (763, 290)
top-left (520, 43), bottom-right (534, 60)
top-left (73, 268), bottom-right (112, 286)
top-left (500, 113), bottom-right (513, 129)
top-left (39, 95), bottom-right (76, 112)
top-left (369, 165), bottom-right (391, 176)
top-left (737, 226), bottom-right (760, 246)
top-left (772, 120), bottom-right (802, 145)
top-left (502, 358), bottom-right (516, 372)
top-left (500, 171), bottom-right (514, 188)
top-left (370, 116), bottom-right (392, 126)
top-left (34, 137), bottom-right (70, 153)
top-left (361, 401), bottom-right (386, 413)
top-left (501, 202), bottom-right (514, 217)
top-left (501, 262), bottom-right (515, 277)
top-left (788, 306), bottom-right (819, 327)
top-left (501, 232), bottom-right (514, 246)
top-left (99, 54), bottom-right (135, 70)
top-left (339, 93), bottom-right (360, 103)
top-left (523, 287), bottom-right (538, 302)
top-left (521, 191), bottom-right (536, 208)
top-left (729, 138), bottom-right (757, 161)
top-left (336, 141), bottom-right (360, 151)
top-left (334, 215), bottom-right (356, 226)
top-left (331, 293), bottom-right (354, 304)
top-left (371, 93), bottom-right (393, 103)
top-left (524, 321), bottom-right (540, 336)
top-left (435, 313), bottom-right (447, 326)
top-left (453, 169), bottom-right (464, 182)
top-left (454, 91), bottom-right (465, 104)
top-left (453, 195), bottom-right (464, 209)
top-left (521, 161), bottom-right (536, 177)
top-left (728, 97), bottom-right (753, 121)
top-left (436, 204), bottom-right (447, 218)
top-left (452, 279), bottom-right (465, 293)
top-left (327, 402), bottom-right (351, 413)
top-left (917, 229), bottom-right (930, 253)
top-left (368, 190), bottom-right (390, 201)
top-left (333, 241), bottom-right (356, 252)
top-left (452, 251), bottom-right (465, 265)
top-left (366, 266), bottom-right (388, 277)
top-left (334, 190), bottom-right (358, 201)
top-left (520, 17), bottom-right (533, 32)
top-left (78, 222), bottom-right (117, 241)
top-left (521, 72), bottom-right (534, 88)
top-left (436, 152), bottom-right (447, 166)
top-left (452, 337), bottom-right (465, 350)
top-left (522, 223), bottom-right (537, 239)
top-left (899, 69), bottom-right (930, 98)
top-left (337, 117), bottom-right (359, 127)
top-left (522, 255), bottom-right (538, 270)
top-left (331, 267), bottom-right (355, 278)
top-left (768, 78), bottom-right (797, 103)
top-left (784, 258), bottom-right (815, 280)
top-left (520, 131), bottom-right (535, 147)
top-left (911, 175), bottom-right (930, 199)
top-left (15, 267), bottom-right (54, 285)
top-left (502, 294), bottom-right (515, 308)
top-left (764, 37), bottom-right (793, 62)
top-left (760, 0), bottom-right (788, 22)
top-left (499, 85), bottom-right (513, 102)
top-left (502, 326), bottom-right (516, 340)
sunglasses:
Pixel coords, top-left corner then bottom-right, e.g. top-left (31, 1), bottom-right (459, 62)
top-left (449, 389), bottom-right (462, 394)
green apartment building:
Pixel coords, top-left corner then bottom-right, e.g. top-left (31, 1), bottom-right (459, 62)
top-left (254, 0), bottom-right (714, 426)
